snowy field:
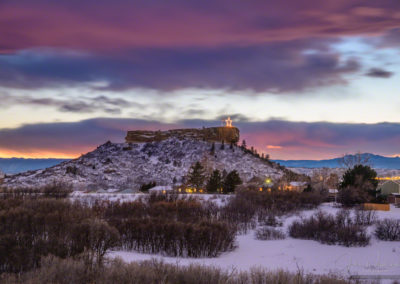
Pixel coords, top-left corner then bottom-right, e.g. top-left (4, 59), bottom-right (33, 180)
top-left (70, 191), bottom-right (232, 206)
top-left (107, 202), bottom-right (400, 279)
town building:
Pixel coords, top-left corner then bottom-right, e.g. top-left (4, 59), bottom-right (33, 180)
top-left (149, 185), bottom-right (174, 194)
top-left (377, 180), bottom-right (400, 196)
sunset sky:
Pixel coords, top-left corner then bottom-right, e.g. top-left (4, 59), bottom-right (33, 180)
top-left (1, 0), bottom-right (400, 159)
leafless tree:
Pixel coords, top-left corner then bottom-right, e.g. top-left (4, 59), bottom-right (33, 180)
top-left (339, 152), bottom-right (372, 169)
top-left (310, 169), bottom-right (339, 193)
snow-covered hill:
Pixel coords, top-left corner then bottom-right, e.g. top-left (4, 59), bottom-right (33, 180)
top-left (3, 138), bottom-right (286, 191)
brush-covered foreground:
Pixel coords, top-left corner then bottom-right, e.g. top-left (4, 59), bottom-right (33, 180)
top-left (1, 187), bottom-right (400, 281)
top-left (1, 256), bottom-right (350, 284)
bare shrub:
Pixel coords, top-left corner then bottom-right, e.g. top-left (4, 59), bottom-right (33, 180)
top-left (221, 189), bottom-right (324, 233)
top-left (354, 208), bottom-right (376, 226)
top-left (42, 182), bottom-right (73, 198)
top-left (258, 209), bottom-right (283, 227)
top-left (375, 219), bottom-right (400, 241)
top-left (112, 218), bottom-right (235, 257)
top-left (0, 198), bottom-right (113, 273)
top-left (98, 197), bottom-right (235, 257)
top-left (235, 189), bottom-right (324, 215)
top-left (0, 193), bottom-right (239, 274)
top-left (0, 182), bottom-right (72, 199)
top-left (289, 210), bottom-right (370, 247)
top-left (255, 227), bottom-right (285, 240)
top-left (220, 194), bottom-right (256, 233)
top-left (73, 219), bottom-right (120, 265)
top-left (23, 255), bottom-right (92, 284)
top-left (147, 191), bottom-right (181, 203)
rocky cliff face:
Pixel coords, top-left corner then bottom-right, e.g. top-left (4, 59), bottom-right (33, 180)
top-left (3, 138), bottom-right (285, 192)
top-left (126, 127), bottom-right (240, 144)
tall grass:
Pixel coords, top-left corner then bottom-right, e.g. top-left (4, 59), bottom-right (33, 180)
top-left (2, 256), bottom-right (351, 284)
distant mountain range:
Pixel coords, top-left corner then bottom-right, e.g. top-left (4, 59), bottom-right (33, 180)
top-left (273, 153), bottom-right (400, 169)
top-left (0, 158), bottom-right (69, 174)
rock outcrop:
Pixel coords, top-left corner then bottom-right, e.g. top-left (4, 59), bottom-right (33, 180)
top-left (126, 127), bottom-right (240, 144)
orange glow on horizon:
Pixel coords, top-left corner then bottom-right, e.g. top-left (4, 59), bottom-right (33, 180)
top-left (266, 145), bottom-right (282, 149)
top-left (0, 149), bottom-right (80, 159)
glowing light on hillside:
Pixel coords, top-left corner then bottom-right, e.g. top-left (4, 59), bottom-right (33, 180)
top-left (376, 176), bottom-right (400, 181)
top-left (225, 117), bottom-right (233, 127)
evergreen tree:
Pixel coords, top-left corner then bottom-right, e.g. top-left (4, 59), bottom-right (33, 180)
top-left (340, 165), bottom-right (378, 189)
top-left (210, 142), bottom-right (215, 155)
top-left (206, 169), bottom-right (222, 193)
top-left (303, 184), bottom-right (313, 192)
top-left (241, 140), bottom-right (247, 149)
top-left (339, 165), bottom-right (378, 206)
top-left (155, 130), bottom-right (162, 142)
top-left (187, 162), bottom-right (206, 189)
top-left (223, 170), bottom-right (242, 193)
top-left (140, 181), bottom-right (156, 192)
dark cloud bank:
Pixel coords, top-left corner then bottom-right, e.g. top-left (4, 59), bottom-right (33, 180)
top-left (0, 43), bottom-right (361, 93)
top-left (1, 118), bottom-right (400, 159)
top-left (365, 68), bottom-right (394, 78)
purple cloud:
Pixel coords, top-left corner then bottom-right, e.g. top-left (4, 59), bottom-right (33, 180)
top-left (1, 118), bottom-right (400, 159)
top-left (0, 42), bottom-right (360, 92)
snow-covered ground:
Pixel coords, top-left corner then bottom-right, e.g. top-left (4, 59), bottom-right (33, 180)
top-left (70, 191), bottom-right (145, 204)
top-left (109, 203), bottom-right (400, 278)
top-left (70, 191), bottom-right (233, 206)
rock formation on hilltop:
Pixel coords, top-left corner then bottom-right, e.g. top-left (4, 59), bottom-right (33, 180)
top-left (126, 126), bottom-right (240, 144)
top-left (3, 137), bottom-right (287, 192)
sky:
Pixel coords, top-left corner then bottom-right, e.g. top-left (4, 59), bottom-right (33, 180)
top-left (0, 0), bottom-right (400, 159)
